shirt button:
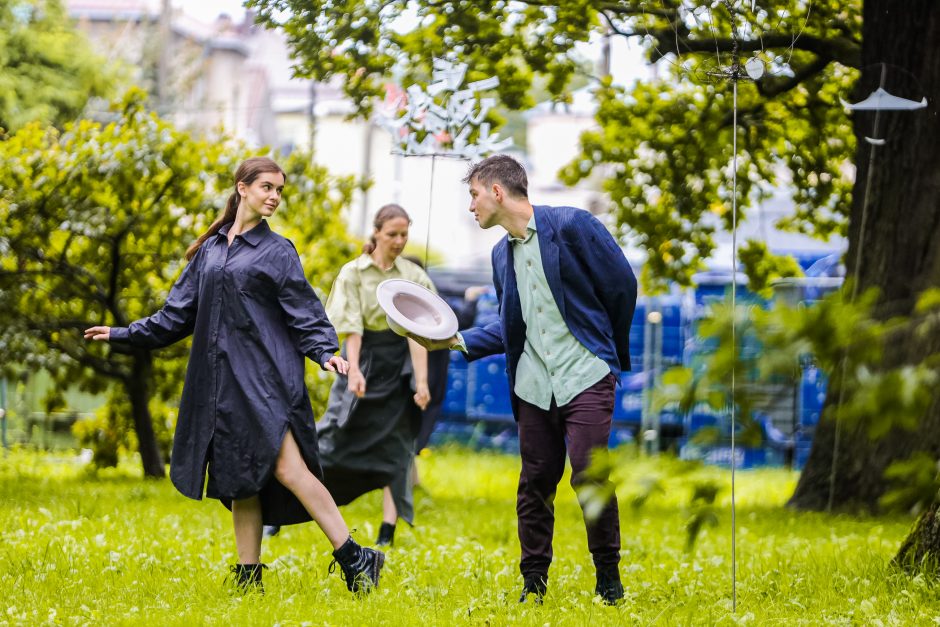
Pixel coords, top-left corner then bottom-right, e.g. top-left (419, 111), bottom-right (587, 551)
top-left (527, 261), bottom-right (532, 267)
top-left (540, 329), bottom-right (545, 335)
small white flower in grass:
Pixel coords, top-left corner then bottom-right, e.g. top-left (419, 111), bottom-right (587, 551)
top-left (730, 611), bottom-right (755, 624)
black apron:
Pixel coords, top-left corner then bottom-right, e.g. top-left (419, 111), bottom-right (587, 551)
top-left (318, 329), bottom-right (420, 523)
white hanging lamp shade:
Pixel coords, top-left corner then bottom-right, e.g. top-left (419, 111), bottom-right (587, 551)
top-left (841, 87), bottom-right (927, 110)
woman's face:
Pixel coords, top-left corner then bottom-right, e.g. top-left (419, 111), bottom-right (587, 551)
top-left (238, 172), bottom-right (285, 219)
top-left (373, 216), bottom-right (410, 259)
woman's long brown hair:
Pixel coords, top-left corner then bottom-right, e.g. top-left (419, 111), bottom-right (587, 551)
top-left (185, 157), bottom-right (286, 260)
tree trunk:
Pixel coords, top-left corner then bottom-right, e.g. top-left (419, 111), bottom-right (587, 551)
top-left (789, 1), bottom-right (940, 512)
top-left (895, 501), bottom-right (940, 572)
top-left (124, 350), bottom-right (166, 478)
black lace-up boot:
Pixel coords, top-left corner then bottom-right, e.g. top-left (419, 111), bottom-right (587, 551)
top-left (329, 537), bottom-right (385, 594)
top-left (518, 575), bottom-right (547, 605)
top-left (229, 563), bottom-right (267, 594)
top-left (595, 568), bottom-right (624, 605)
top-left (376, 522), bottom-right (396, 547)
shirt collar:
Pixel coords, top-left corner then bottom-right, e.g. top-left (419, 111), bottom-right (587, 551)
top-left (509, 215), bottom-right (537, 244)
top-left (355, 253), bottom-right (402, 272)
top-left (217, 220), bottom-right (270, 247)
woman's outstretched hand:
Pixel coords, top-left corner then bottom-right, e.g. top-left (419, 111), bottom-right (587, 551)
top-left (323, 355), bottom-right (349, 375)
top-left (84, 326), bottom-right (111, 342)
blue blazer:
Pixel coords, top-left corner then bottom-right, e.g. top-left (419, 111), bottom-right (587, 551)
top-left (462, 205), bottom-right (638, 400)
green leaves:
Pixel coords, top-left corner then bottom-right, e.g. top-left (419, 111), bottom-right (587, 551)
top-left (657, 286), bottom-right (938, 457)
top-left (0, 0), bottom-right (114, 133)
top-left (251, 0), bottom-right (861, 290)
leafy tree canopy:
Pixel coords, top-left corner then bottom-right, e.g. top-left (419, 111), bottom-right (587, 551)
top-left (249, 0), bottom-right (861, 289)
top-left (0, 0), bottom-right (113, 133)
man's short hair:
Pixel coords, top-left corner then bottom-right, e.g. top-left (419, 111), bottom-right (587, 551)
top-left (462, 154), bottom-right (528, 199)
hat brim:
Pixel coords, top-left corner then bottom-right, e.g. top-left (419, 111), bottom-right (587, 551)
top-left (376, 279), bottom-right (459, 340)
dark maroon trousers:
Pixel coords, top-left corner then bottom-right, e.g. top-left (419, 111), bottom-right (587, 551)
top-left (515, 373), bottom-right (621, 580)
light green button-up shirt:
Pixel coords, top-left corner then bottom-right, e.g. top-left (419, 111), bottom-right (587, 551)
top-left (512, 216), bottom-right (611, 409)
top-left (326, 254), bottom-right (435, 336)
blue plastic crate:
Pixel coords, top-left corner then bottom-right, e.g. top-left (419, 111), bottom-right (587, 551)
top-left (466, 355), bottom-right (514, 421)
top-left (442, 367), bottom-right (468, 418)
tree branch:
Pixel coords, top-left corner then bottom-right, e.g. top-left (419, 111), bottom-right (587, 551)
top-left (647, 32), bottom-right (860, 69)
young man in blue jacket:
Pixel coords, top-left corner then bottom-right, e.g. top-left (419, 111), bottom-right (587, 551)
top-left (412, 154), bottom-right (637, 605)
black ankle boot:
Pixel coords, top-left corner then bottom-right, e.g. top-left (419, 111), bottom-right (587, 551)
top-left (518, 575), bottom-right (547, 604)
top-left (329, 537), bottom-right (385, 594)
top-left (376, 522), bottom-right (396, 547)
top-left (229, 563), bottom-right (267, 594)
top-left (595, 568), bottom-right (624, 605)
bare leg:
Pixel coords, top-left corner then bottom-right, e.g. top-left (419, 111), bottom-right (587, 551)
top-left (232, 496), bottom-right (263, 563)
top-left (381, 487), bottom-right (397, 524)
top-left (275, 430), bottom-right (349, 549)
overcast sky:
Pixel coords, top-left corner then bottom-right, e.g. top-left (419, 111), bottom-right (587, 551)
top-left (179, 0), bottom-right (246, 23)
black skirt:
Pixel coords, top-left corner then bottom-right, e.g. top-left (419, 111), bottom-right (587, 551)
top-left (317, 330), bottom-right (420, 523)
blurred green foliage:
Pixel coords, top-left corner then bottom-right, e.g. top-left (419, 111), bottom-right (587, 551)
top-left (654, 286), bottom-right (939, 482)
top-left (0, 0), bottom-right (114, 133)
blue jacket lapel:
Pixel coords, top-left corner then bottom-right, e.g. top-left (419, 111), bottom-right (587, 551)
top-left (535, 207), bottom-right (566, 320)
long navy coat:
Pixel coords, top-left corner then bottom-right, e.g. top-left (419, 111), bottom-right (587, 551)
top-left (110, 220), bottom-right (338, 524)
top-left (461, 205), bottom-right (638, 415)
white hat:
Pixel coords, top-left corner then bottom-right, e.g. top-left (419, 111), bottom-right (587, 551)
top-left (376, 279), bottom-right (459, 340)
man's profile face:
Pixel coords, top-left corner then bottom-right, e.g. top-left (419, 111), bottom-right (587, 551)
top-left (467, 177), bottom-right (500, 230)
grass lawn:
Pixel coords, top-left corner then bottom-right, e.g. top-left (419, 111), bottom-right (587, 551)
top-left (1, 445), bottom-right (937, 626)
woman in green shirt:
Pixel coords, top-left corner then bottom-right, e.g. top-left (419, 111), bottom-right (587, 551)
top-left (317, 204), bottom-right (433, 547)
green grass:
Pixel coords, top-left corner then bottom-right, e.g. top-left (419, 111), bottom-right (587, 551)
top-left (2, 445), bottom-right (938, 625)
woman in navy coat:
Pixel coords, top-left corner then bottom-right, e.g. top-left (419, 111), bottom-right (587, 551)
top-left (85, 157), bottom-right (384, 594)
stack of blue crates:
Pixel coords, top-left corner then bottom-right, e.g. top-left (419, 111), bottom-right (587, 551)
top-left (466, 354), bottom-right (514, 421)
top-left (794, 362), bottom-right (827, 469)
top-left (441, 350), bottom-right (469, 419)
top-left (432, 266), bottom-right (837, 466)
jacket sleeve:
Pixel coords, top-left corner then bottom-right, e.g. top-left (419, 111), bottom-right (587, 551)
top-left (574, 211), bottom-right (638, 370)
top-left (460, 245), bottom-right (506, 361)
top-left (277, 245), bottom-right (340, 367)
top-left (108, 252), bottom-right (201, 349)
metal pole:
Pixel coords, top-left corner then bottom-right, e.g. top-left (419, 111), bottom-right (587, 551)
top-left (157, 0), bottom-right (172, 114)
top-left (1, 378), bottom-right (7, 450)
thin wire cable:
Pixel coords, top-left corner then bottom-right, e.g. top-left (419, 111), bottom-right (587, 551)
top-left (722, 1), bottom-right (741, 613)
top-left (424, 154), bottom-right (436, 268)
top-left (827, 63), bottom-right (886, 512)
top-left (730, 75), bottom-right (739, 614)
